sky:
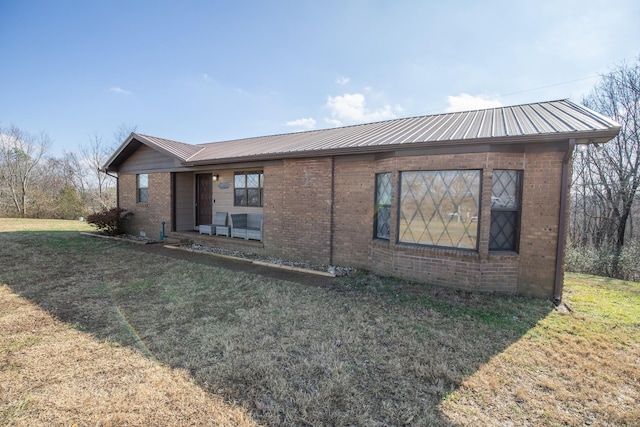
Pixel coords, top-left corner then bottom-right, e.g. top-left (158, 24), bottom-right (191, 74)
top-left (1, 0), bottom-right (638, 156)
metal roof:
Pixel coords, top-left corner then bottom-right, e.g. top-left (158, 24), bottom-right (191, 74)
top-left (133, 133), bottom-right (203, 161)
top-left (186, 99), bottom-right (620, 163)
top-left (104, 99), bottom-right (620, 171)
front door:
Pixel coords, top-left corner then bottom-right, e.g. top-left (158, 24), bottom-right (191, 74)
top-left (196, 174), bottom-right (212, 226)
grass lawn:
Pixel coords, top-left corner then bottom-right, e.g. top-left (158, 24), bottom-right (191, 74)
top-left (1, 219), bottom-right (638, 426)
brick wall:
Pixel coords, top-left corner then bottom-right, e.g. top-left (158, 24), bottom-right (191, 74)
top-left (329, 150), bottom-right (562, 297)
top-left (119, 173), bottom-right (172, 239)
top-left (116, 146), bottom-right (566, 298)
top-left (517, 150), bottom-right (564, 297)
top-left (262, 163), bottom-right (285, 258)
top-left (332, 158), bottom-right (376, 268)
top-left (263, 158), bottom-right (333, 265)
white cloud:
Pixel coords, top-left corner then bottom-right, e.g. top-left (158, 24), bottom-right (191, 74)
top-left (336, 75), bottom-right (350, 85)
top-left (324, 118), bottom-right (343, 127)
top-left (445, 93), bottom-right (502, 113)
top-left (285, 117), bottom-right (317, 129)
top-left (109, 86), bottom-right (131, 95)
top-left (324, 93), bottom-right (401, 127)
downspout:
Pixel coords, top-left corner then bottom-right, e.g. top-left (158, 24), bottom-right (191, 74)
top-left (554, 138), bottom-right (576, 304)
top-left (329, 156), bottom-right (335, 266)
top-left (105, 171), bottom-right (119, 209)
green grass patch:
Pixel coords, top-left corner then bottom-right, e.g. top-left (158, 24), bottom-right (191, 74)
top-left (0, 218), bottom-right (93, 233)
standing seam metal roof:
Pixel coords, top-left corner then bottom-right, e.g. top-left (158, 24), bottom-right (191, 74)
top-left (110, 99), bottom-right (620, 169)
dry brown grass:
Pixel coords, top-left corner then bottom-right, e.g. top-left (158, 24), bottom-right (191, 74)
top-left (1, 219), bottom-right (638, 426)
top-left (0, 285), bottom-right (259, 426)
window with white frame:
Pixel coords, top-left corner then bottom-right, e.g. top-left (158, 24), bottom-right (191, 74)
top-left (490, 170), bottom-right (522, 252)
top-left (137, 174), bottom-right (148, 203)
top-left (399, 170), bottom-right (480, 249)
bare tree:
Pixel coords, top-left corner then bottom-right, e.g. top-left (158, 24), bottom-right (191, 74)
top-left (78, 124), bottom-right (136, 211)
top-left (80, 132), bottom-right (113, 209)
top-left (0, 125), bottom-right (51, 217)
top-left (112, 122), bottom-right (137, 152)
top-left (571, 58), bottom-right (640, 276)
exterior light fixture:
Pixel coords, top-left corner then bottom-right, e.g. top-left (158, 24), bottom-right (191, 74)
top-left (212, 174), bottom-right (219, 181)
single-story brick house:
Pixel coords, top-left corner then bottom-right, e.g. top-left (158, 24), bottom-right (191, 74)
top-left (102, 99), bottom-right (620, 301)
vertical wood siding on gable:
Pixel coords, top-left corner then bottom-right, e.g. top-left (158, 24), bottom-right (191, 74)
top-left (118, 145), bottom-right (185, 173)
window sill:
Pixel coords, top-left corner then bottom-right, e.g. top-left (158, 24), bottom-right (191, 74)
top-left (136, 203), bottom-right (149, 207)
top-left (488, 250), bottom-right (520, 260)
top-left (373, 239), bottom-right (479, 259)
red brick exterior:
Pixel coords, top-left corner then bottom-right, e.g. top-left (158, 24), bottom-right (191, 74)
top-left (119, 173), bottom-right (172, 239)
top-left (263, 158), bottom-right (333, 265)
top-left (118, 145), bottom-right (568, 298)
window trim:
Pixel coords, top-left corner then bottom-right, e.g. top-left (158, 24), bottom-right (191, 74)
top-left (136, 173), bottom-right (148, 204)
top-left (489, 169), bottom-right (523, 253)
top-left (234, 171), bottom-right (264, 207)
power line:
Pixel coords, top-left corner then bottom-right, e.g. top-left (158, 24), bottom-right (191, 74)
top-left (419, 74), bottom-right (603, 116)
top-left (497, 75), bottom-right (601, 98)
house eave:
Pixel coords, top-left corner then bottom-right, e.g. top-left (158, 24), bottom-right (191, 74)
top-left (183, 128), bottom-right (620, 167)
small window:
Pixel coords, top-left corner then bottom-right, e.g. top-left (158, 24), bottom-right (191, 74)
top-left (399, 170), bottom-right (480, 249)
top-left (234, 171), bottom-right (263, 207)
top-left (137, 174), bottom-right (148, 203)
top-left (490, 170), bottom-right (522, 252)
top-left (375, 172), bottom-right (392, 239)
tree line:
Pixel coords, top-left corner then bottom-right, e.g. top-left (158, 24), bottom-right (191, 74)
top-left (0, 124), bottom-right (135, 220)
top-left (568, 58), bottom-right (640, 280)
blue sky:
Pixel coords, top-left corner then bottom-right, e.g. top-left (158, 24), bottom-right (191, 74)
top-left (1, 0), bottom-right (638, 156)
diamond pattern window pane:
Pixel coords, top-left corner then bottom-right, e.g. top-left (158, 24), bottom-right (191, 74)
top-left (377, 206), bottom-right (391, 239)
top-left (492, 170), bottom-right (519, 209)
top-left (247, 173), bottom-right (260, 188)
top-left (490, 170), bottom-right (522, 251)
top-left (490, 211), bottom-right (517, 250)
top-left (399, 170), bottom-right (480, 249)
top-left (376, 173), bottom-right (391, 205)
top-left (375, 173), bottom-right (392, 239)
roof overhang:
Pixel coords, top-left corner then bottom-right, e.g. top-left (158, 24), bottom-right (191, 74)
top-left (102, 132), bottom-right (204, 172)
top-left (183, 127), bottom-right (620, 167)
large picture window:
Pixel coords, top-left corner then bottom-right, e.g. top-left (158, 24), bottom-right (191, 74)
top-left (234, 171), bottom-right (263, 207)
top-left (399, 170), bottom-right (480, 249)
top-left (375, 172), bottom-right (392, 239)
top-left (490, 170), bottom-right (522, 252)
top-left (137, 174), bottom-right (148, 203)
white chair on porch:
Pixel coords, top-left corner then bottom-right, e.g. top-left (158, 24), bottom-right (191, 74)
top-left (199, 212), bottom-right (229, 236)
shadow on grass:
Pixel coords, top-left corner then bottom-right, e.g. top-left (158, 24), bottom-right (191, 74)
top-left (1, 230), bottom-right (554, 426)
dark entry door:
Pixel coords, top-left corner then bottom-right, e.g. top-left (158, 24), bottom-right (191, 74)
top-left (196, 174), bottom-right (212, 225)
